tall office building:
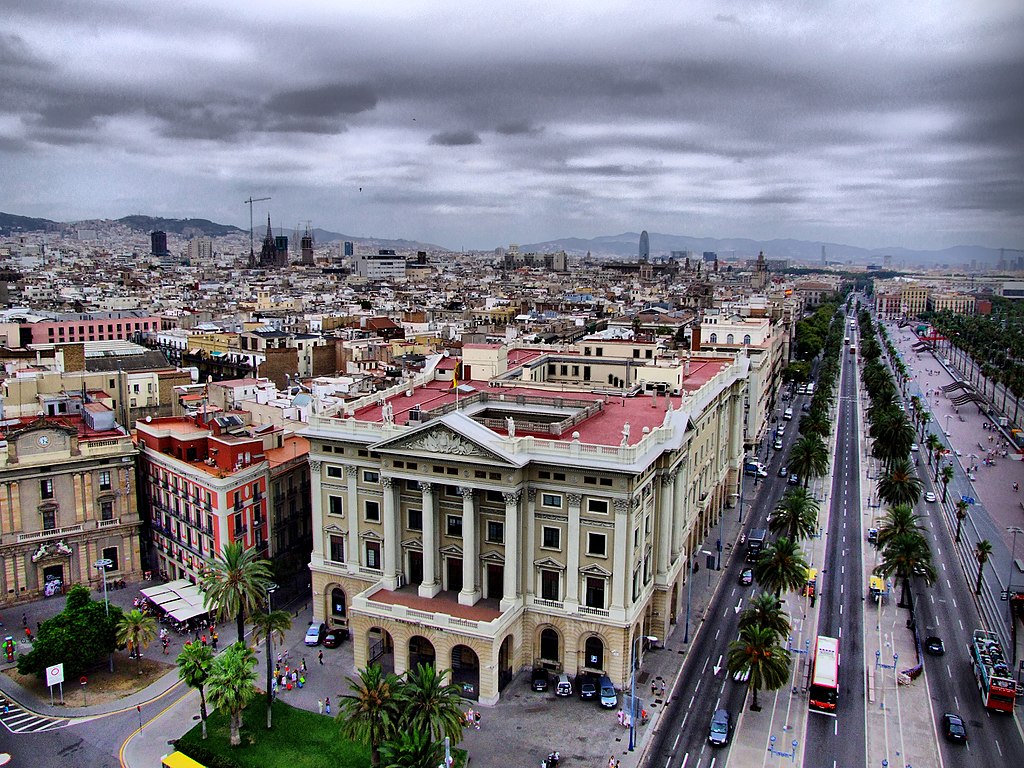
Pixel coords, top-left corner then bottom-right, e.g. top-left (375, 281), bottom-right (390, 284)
top-left (187, 237), bottom-right (213, 262)
top-left (274, 235), bottom-right (289, 266)
top-left (150, 231), bottom-right (168, 257)
top-left (639, 230), bottom-right (650, 261)
top-left (343, 241), bottom-right (354, 257)
top-left (301, 226), bottom-right (315, 265)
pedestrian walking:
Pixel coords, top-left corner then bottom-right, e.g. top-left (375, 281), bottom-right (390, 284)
top-left (651, 680), bottom-right (657, 696)
top-left (24, 627), bottom-right (32, 642)
top-left (211, 632), bottom-right (218, 651)
top-left (318, 698), bottom-right (324, 714)
top-left (300, 658), bottom-right (307, 673)
top-left (318, 649), bottom-right (323, 665)
top-left (290, 670), bottom-right (298, 688)
top-left (616, 708), bottom-right (624, 726)
top-left (325, 696), bottom-right (331, 715)
top-left (21, 613), bottom-right (27, 627)
top-left (473, 711), bottom-right (481, 730)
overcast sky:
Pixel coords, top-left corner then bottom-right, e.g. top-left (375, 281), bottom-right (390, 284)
top-left (2, 1), bottom-right (1022, 251)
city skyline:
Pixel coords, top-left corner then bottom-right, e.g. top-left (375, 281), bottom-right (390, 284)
top-left (1, 1), bottom-right (1022, 252)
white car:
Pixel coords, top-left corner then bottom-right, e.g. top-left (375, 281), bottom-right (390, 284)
top-left (924, 491), bottom-right (936, 503)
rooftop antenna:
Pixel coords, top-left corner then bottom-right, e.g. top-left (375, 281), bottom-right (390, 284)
top-left (244, 196), bottom-right (271, 266)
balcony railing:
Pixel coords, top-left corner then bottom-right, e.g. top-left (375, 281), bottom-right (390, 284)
top-left (233, 525), bottom-right (248, 540)
top-left (97, 518), bottom-right (122, 529)
top-left (17, 524), bottom-right (84, 543)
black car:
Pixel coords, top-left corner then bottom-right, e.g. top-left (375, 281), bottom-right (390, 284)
top-left (323, 628), bottom-right (347, 648)
top-left (788, 473), bottom-right (800, 486)
top-left (577, 674), bottom-right (598, 700)
top-left (924, 636), bottom-right (944, 656)
top-left (739, 568), bottom-right (753, 586)
top-left (942, 712), bottom-right (967, 742)
top-left (531, 667), bottom-right (549, 691)
top-left (778, 465), bottom-right (789, 478)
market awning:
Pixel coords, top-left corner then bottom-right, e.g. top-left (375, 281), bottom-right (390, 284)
top-left (160, 598), bottom-right (190, 613)
top-left (163, 579), bottom-right (192, 592)
top-left (169, 603), bottom-right (209, 623)
top-left (176, 585), bottom-right (205, 605)
top-left (139, 584), bottom-right (173, 599)
top-left (151, 592), bottom-right (182, 606)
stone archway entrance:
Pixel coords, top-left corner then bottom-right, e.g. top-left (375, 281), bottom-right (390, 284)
top-left (408, 635), bottom-right (436, 670)
top-left (451, 644), bottom-right (479, 700)
top-left (330, 587), bottom-right (347, 627)
top-left (367, 627), bottom-right (395, 673)
top-left (539, 627), bottom-right (560, 668)
top-left (583, 635), bottom-right (604, 672)
top-left (498, 635), bottom-right (514, 691)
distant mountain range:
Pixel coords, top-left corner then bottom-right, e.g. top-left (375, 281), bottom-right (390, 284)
top-left (520, 231), bottom-right (1004, 267)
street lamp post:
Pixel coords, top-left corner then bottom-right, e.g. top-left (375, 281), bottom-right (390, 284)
top-left (94, 558), bottom-right (113, 672)
top-left (628, 636), bottom-right (639, 751)
top-left (945, 414), bottom-right (951, 436)
top-left (265, 582), bottom-right (279, 726)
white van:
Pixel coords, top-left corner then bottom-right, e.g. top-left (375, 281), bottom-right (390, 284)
top-left (555, 674), bottom-right (572, 697)
top-left (783, 407), bottom-right (793, 420)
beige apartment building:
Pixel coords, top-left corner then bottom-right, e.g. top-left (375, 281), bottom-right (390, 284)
top-left (928, 292), bottom-right (976, 314)
top-left (304, 343), bottom-right (747, 704)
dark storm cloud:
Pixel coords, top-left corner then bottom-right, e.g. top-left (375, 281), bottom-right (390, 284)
top-left (0, 32), bottom-right (50, 70)
top-left (429, 130), bottom-right (482, 146)
top-left (495, 121), bottom-right (542, 136)
top-left (265, 84), bottom-right (378, 117)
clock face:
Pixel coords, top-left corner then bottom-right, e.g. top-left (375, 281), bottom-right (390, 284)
top-left (37, 435), bottom-right (50, 447)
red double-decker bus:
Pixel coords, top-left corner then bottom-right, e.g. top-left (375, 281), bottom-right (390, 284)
top-left (808, 635), bottom-right (839, 713)
top-left (970, 629), bottom-right (1017, 712)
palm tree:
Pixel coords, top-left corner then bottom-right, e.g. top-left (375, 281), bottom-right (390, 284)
top-left (206, 642), bottom-right (258, 747)
top-left (380, 730), bottom-right (446, 768)
top-left (737, 592), bottom-right (791, 641)
top-left (402, 663), bottom-right (467, 744)
top-left (726, 625), bottom-right (791, 711)
top-left (789, 435), bottom-right (829, 490)
top-left (874, 505), bottom-right (925, 550)
top-left (918, 410), bottom-right (931, 440)
top-left (251, 607), bottom-right (293, 729)
top-left (115, 609), bottom-right (157, 675)
top-left (177, 641), bottom-right (214, 740)
top-left (753, 537), bottom-right (809, 597)
top-left (874, 532), bottom-right (935, 608)
top-left (974, 540), bottom-right (993, 596)
top-left (939, 465), bottom-right (955, 503)
top-left (770, 488), bottom-right (819, 542)
top-left (924, 433), bottom-right (941, 466)
top-left (877, 458), bottom-right (922, 508)
top-left (954, 499), bottom-right (969, 543)
top-left (338, 664), bottom-right (404, 768)
top-left (870, 410), bottom-right (916, 467)
top-left (202, 541), bottom-right (274, 643)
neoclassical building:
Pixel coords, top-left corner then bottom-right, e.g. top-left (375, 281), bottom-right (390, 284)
top-left (304, 344), bottom-right (747, 704)
top-left (0, 406), bottom-right (142, 605)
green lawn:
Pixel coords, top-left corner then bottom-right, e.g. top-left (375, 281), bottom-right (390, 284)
top-left (175, 699), bottom-right (370, 768)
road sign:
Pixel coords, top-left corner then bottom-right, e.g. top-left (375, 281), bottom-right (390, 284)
top-left (46, 663), bottom-right (64, 687)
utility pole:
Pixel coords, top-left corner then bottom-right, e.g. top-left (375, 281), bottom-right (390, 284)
top-left (244, 196), bottom-right (271, 266)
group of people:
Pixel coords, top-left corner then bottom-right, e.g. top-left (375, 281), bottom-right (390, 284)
top-left (464, 707), bottom-right (482, 730)
top-left (271, 657), bottom-right (307, 697)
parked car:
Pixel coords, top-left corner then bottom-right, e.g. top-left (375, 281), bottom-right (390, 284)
top-left (555, 674), bottom-right (573, 697)
top-left (304, 622), bottom-right (326, 647)
top-left (801, 402), bottom-right (811, 412)
top-left (925, 636), bottom-right (944, 656)
top-left (924, 491), bottom-right (936, 503)
top-left (739, 568), bottom-right (753, 586)
top-left (783, 407), bottom-right (793, 420)
top-left (708, 708), bottom-right (731, 746)
top-left (598, 675), bottom-right (617, 708)
top-left (323, 628), bottom-right (347, 648)
top-left (577, 674), bottom-right (598, 700)
top-left (531, 667), bottom-right (549, 691)
top-left (867, 527), bottom-right (878, 543)
top-left (942, 712), bottom-right (967, 742)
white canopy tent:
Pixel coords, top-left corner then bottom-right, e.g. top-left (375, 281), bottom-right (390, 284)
top-left (169, 603), bottom-right (209, 623)
top-left (139, 584), bottom-right (173, 600)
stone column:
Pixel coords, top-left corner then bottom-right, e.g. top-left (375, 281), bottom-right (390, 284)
top-left (501, 490), bottom-right (521, 610)
top-left (565, 492), bottom-right (582, 606)
top-left (458, 487), bottom-right (480, 605)
top-left (308, 460), bottom-right (325, 581)
top-left (671, 465), bottom-right (686, 559)
top-left (345, 465), bottom-right (359, 575)
top-left (419, 483), bottom-right (440, 597)
top-left (656, 472), bottom-right (673, 579)
top-left (612, 498), bottom-right (629, 609)
top-left (382, 476), bottom-right (398, 590)
top-left (525, 489), bottom-right (537, 597)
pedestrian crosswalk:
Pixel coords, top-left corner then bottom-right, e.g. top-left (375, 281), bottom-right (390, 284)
top-left (0, 693), bottom-right (70, 733)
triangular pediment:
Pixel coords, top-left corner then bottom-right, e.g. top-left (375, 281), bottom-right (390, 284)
top-left (401, 538), bottom-right (423, 551)
top-left (580, 563), bottom-right (612, 577)
top-left (439, 543), bottom-right (463, 556)
top-left (533, 556), bottom-right (565, 570)
top-left (360, 530), bottom-right (383, 541)
top-left (480, 550), bottom-right (505, 564)
top-left (324, 524), bottom-right (345, 533)
top-left (370, 412), bottom-right (524, 468)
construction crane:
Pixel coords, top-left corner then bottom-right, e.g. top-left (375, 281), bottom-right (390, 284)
top-left (244, 196), bottom-right (271, 265)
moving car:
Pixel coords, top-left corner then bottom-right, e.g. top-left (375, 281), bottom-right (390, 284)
top-left (788, 474), bottom-right (800, 486)
top-left (925, 636), bottom-right (944, 655)
top-left (708, 708), bottom-right (731, 746)
top-left (304, 622), bottom-right (326, 647)
top-left (942, 712), bottom-right (967, 742)
top-left (778, 465), bottom-right (789, 477)
top-left (577, 674), bottom-right (597, 700)
top-left (323, 628), bottom-right (347, 648)
top-left (739, 568), bottom-right (753, 586)
top-left (783, 407), bottom-right (793, 420)
top-left (924, 491), bottom-right (936, 503)
top-left (773, 438), bottom-right (784, 450)
top-left (531, 667), bottom-right (549, 691)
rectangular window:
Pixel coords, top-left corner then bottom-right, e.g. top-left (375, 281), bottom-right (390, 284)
top-left (364, 500), bottom-right (380, 522)
top-left (587, 532), bottom-right (607, 557)
top-left (446, 515), bottom-right (463, 537)
top-left (102, 546), bottom-right (120, 572)
top-left (98, 471), bottom-right (112, 491)
top-left (100, 500), bottom-right (114, 521)
top-left (329, 535), bottom-right (345, 563)
top-left (486, 520), bottom-right (504, 544)
top-left (542, 526), bottom-right (561, 550)
top-left (40, 479), bottom-right (54, 500)
top-left (587, 499), bottom-right (609, 515)
top-left (553, 472), bottom-right (565, 481)
top-left (585, 577), bottom-right (606, 609)
top-left (42, 508), bottom-right (56, 530)
top-left (326, 465), bottom-right (343, 478)
top-left (362, 470), bottom-right (379, 484)
top-left (541, 570), bottom-right (560, 601)
top-left (328, 496), bottom-right (343, 516)
top-left (541, 493), bottom-right (562, 509)
top-left (485, 490), bottom-right (503, 503)
top-left (365, 541), bottom-right (381, 569)
top-left (407, 508), bottom-right (423, 531)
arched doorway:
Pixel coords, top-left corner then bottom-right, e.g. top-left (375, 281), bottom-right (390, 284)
top-left (330, 587), bottom-right (347, 627)
top-left (498, 635), bottom-right (514, 691)
top-left (451, 644), bottom-right (480, 700)
top-left (583, 635), bottom-right (604, 672)
top-left (539, 627), bottom-right (560, 667)
top-left (367, 627), bottom-right (395, 674)
top-left (408, 635), bottom-right (436, 670)
top-left (670, 584), bottom-right (678, 624)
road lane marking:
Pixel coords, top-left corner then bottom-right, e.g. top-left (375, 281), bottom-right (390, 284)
top-left (673, 733), bottom-right (680, 750)
top-left (702, 656), bottom-right (710, 673)
top-left (946, 579), bottom-right (952, 589)
top-left (959, 619), bottom-right (964, 631)
top-left (834, 719), bottom-right (838, 735)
